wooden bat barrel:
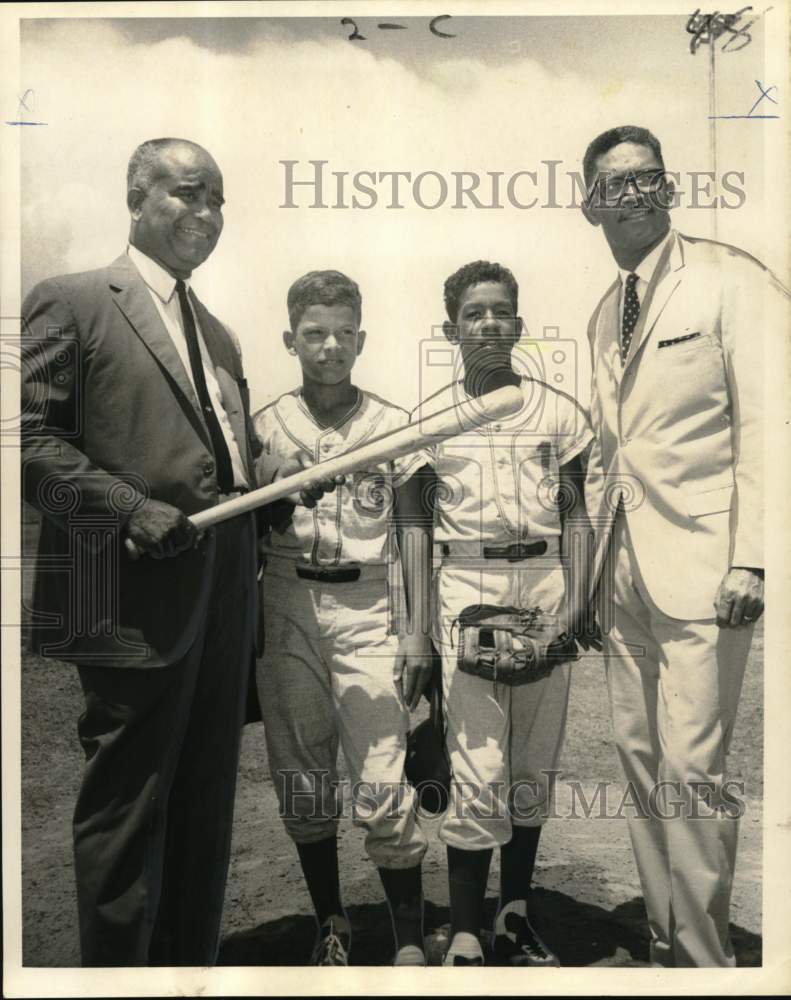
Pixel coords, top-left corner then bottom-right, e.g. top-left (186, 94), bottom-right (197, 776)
top-left (125, 383), bottom-right (523, 556)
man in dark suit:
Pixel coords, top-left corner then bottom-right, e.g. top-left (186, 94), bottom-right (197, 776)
top-left (21, 137), bottom-right (322, 966)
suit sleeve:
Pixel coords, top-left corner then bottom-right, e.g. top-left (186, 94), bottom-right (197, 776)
top-left (582, 312), bottom-right (609, 532)
top-left (722, 259), bottom-right (788, 569)
top-left (555, 392), bottom-right (594, 467)
top-left (21, 278), bottom-right (147, 532)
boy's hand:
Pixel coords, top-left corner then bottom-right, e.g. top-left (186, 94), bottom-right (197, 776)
top-left (396, 632), bottom-right (434, 711)
top-left (575, 615), bottom-right (603, 652)
top-left (557, 606), bottom-right (603, 653)
top-left (272, 454), bottom-right (345, 509)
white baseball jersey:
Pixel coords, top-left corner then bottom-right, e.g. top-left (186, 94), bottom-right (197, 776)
top-left (413, 378), bottom-right (593, 544)
top-left (253, 388), bottom-right (428, 566)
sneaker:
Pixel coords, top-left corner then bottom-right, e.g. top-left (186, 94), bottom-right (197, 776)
top-left (310, 914), bottom-right (351, 966)
top-left (493, 899), bottom-right (559, 967)
top-left (443, 931), bottom-right (485, 967)
top-left (394, 943), bottom-right (427, 966)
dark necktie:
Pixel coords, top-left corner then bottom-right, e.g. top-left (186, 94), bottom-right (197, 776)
top-left (621, 272), bottom-right (640, 364)
top-left (175, 279), bottom-right (234, 493)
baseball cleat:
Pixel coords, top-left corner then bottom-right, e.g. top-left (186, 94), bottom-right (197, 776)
top-left (393, 943), bottom-right (427, 966)
top-left (443, 931), bottom-right (485, 966)
top-left (493, 899), bottom-right (559, 966)
top-left (310, 914), bottom-right (351, 966)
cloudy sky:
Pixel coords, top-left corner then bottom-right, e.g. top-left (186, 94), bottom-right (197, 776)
top-left (19, 8), bottom-right (781, 411)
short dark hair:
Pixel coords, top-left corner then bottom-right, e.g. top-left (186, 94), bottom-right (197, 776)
top-left (287, 270), bottom-right (362, 329)
top-left (582, 125), bottom-right (665, 189)
top-left (127, 138), bottom-right (203, 192)
top-left (443, 261), bottom-right (519, 324)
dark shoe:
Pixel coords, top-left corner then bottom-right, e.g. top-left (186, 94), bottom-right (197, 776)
top-left (493, 899), bottom-right (559, 967)
top-left (310, 914), bottom-right (351, 966)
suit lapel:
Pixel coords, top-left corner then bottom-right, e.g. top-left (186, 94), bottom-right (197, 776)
top-left (191, 293), bottom-right (254, 479)
top-left (622, 232), bottom-right (684, 376)
top-left (190, 291), bottom-right (255, 483)
top-left (597, 280), bottom-right (622, 385)
top-left (189, 292), bottom-right (227, 374)
top-left (108, 255), bottom-right (205, 425)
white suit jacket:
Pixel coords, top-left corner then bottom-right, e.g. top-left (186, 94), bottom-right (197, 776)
top-left (586, 230), bottom-right (787, 620)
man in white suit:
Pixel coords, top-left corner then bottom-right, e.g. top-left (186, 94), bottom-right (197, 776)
top-left (580, 124), bottom-right (787, 966)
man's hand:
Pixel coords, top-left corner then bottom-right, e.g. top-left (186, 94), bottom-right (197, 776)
top-left (714, 567), bottom-right (764, 628)
top-left (396, 632), bottom-right (435, 711)
top-left (125, 499), bottom-right (197, 560)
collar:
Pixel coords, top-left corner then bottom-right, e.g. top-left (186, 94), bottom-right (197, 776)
top-left (617, 228), bottom-right (675, 287)
top-left (127, 244), bottom-right (189, 304)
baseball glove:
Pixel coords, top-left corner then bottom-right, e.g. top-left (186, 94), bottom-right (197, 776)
top-left (453, 604), bottom-right (578, 687)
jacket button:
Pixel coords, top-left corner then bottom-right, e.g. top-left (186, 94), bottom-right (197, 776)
top-left (203, 460), bottom-right (215, 475)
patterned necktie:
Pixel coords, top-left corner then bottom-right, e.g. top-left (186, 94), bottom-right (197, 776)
top-left (621, 272), bottom-right (640, 364)
top-left (175, 279), bottom-right (234, 493)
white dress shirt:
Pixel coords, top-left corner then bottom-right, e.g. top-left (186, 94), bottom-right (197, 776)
top-left (617, 228), bottom-right (674, 328)
top-left (127, 245), bottom-right (248, 488)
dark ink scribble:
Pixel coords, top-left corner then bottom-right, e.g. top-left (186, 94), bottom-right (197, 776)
top-left (341, 17), bottom-right (366, 41)
top-left (686, 7), bottom-right (755, 53)
top-left (340, 15), bottom-right (457, 40)
top-left (429, 15), bottom-right (456, 38)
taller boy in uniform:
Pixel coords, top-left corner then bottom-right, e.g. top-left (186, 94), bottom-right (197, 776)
top-left (253, 270), bottom-right (433, 966)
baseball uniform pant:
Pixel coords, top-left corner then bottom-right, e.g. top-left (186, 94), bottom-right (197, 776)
top-left (603, 512), bottom-right (754, 967)
top-left (73, 515), bottom-right (257, 966)
top-left (257, 557), bottom-right (427, 869)
top-left (434, 544), bottom-right (571, 849)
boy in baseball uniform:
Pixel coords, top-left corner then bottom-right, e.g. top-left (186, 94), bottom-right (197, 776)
top-left (414, 260), bottom-right (597, 966)
top-left (253, 270), bottom-right (433, 966)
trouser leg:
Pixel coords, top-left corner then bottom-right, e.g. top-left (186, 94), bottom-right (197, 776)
top-left (73, 515), bottom-right (256, 966)
top-left (150, 516), bottom-right (256, 965)
top-left (74, 657), bottom-right (200, 966)
top-left (652, 614), bottom-right (752, 967)
top-left (605, 513), bottom-right (754, 967)
top-left (327, 579), bottom-right (427, 870)
top-left (604, 514), bottom-right (674, 965)
top-left (257, 569), bottom-right (340, 845)
top-left (436, 560), bottom-right (570, 849)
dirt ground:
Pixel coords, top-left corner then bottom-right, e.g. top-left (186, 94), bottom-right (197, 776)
top-left (19, 514), bottom-right (764, 968)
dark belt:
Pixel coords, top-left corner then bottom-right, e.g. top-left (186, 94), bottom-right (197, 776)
top-left (295, 565), bottom-right (361, 583)
top-left (440, 540), bottom-right (548, 562)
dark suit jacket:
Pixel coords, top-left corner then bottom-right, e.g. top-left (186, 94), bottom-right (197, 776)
top-left (21, 253), bottom-right (259, 667)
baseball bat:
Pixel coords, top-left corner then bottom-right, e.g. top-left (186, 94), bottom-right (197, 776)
top-left (124, 384), bottom-right (523, 557)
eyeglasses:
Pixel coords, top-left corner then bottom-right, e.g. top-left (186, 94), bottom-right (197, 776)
top-left (589, 170), bottom-right (668, 205)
